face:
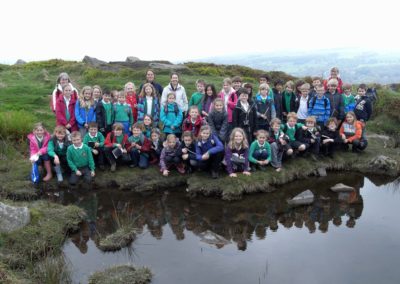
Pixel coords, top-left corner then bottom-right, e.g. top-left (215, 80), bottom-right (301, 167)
top-left (145, 86), bottom-right (153, 96)
top-left (328, 122), bottom-right (336, 131)
top-left (103, 94), bottom-right (111, 102)
top-left (206, 87), bottom-right (213, 96)
top-left (59, 77), bottom-right (69, 87)
top-left (239, 93), bottom-right (248, 102)
top-left (89, 127), bottom-right (97, 136)
top-left (330, 69), bottom-right (338, 78)
top-left (189, 109), bottom-right (199, 119)
top-left (183, 136), bottom-right (193, 146)
top-left (328, 85), bottom-right (337, 93)
top-left (257, 134), bottom-right (267, 144)
top-left (167, 95), bottom-right (175, 103)
top-left (170, 74), bottom-right (179, 85)
top-left (200, 129), bottom-right (210, 140)
top-left (167, 138), bottom-right (176, 148)
top-left (34, 127), bottom-right (45, 137)
top-left (288, 118), bottom-right (297, 127)
top-left (306, 121), bottom-right (315, 128)
top-left (301, 88), bottom-right (309, 97)
top-left (357, 88), bottom-right (366, 97)
top-left (260, 88), bottom-right (268, 96)
top-left (316, 88), bottom-right (325, 97)
top-left (312, 80), bottom-right (321, 87)
top-left (214, 102), bottom-right (224, 112)
top-left (197, 83), bottom-right (205, 93)
top-left (114, 129), bottom-right (123, 136)
top-left (83, 90), bottom-right (92, 100)
top-left (151, 133), bottom-right (159, 141)
top-left (259, 78), bottom-right (267, 85)
top-left (132, 128), bottom-right (141, 136)
top-left (272, 123), bottom-right (280, 132)
top-left (346, 114), bottom-right (355, 123)
top-left (71, 136), bottom-right (82, 146)
top-left (55, 131), bottom-right (66, 141)
top-left (63, 86), bottom-right (72, 98)
top-left (233, 81), bottom-right (241, 90)
top-left (275, 84), bottom-right (283, 92)
top-left (118, 96), bottom-right (126, 104)
top-left (146, 71), bottom-right (155, 82)
top-left (143, 116), bottom-right (152, 126)
top-left (223, 83), bottom-right (231, 92)
top-left (234, 131), bottom-right (244, 144)
top-left (93, 88), bottom-right (101, 100)
top-left (126, 84), bottom-right (134, 93)
top-left (286, 86), bottom-right (293, 92)
top-left (344, 88), bottom-right (351, 95)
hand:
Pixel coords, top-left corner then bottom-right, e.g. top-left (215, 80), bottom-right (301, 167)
top-left (84, 123), bottom-right (88, 129)
top-left (92, 149), bottom-right (99, 155)
top-left (322, 140), bottom-right (328, 145)
top-left (95, 142), bottom-right (100, 148)
top-left (302, 126), bottom-right (308, 130)
top-left (341, 134), bottom-right (346, 140)
top-left (243, 171), bottom-right (251, 176)
top-left (201, 111), bottom-right (208, 117)
top-left (66, 123), bottom-right (71, 129)
top-left (229, 173), bottom-right (237, 178)
top-left (182, 148), bottom-right (188, 154)
top-left (202, 152), bottom-right (210, 160)
top-left (163, 169), bottom-right (169, 176)
top-left (134, 104), bottom-right (138, 108)
top-left (54, 155), bottom-right (60, 165)
top-left (122, 149), bottom-right (127, 154)
top-left (91, 171), bottom-right (95, 177)
top-left (311, 139), bottom-right (315, 143)
top-left (117, 144), bottom-right (122, 149)
top-left (344, 139), bottom-right (348, 143)
top-left (329, 139), bottom-right (334, 143)
top-left (29, 154), bottom-right (39, 163)
top-left (182, 154), bottom-right (189, 160)
top-left (265, 160), bottom-right (270, 165)
top-left (135, 144), bottom-right (142, 150)
top-left (76, 170), bottom-right (82, 176)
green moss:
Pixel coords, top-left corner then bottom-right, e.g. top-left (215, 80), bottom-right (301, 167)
top-left (88, 265), bottom-right (152, 284)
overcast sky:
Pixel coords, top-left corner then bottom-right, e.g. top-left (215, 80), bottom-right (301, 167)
top-left (1, 0), bottom-right (398, 64)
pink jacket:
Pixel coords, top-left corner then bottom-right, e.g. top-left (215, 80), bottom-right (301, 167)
top-left (218, 88), bottom-right (237, 123)
top-left (27, 132), bottom-right (51, 157)
top-left (55, 95), bottom-right (78, 131)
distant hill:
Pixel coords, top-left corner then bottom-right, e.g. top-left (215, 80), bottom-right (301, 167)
top-left (193, 49), bottom-right (400, 84)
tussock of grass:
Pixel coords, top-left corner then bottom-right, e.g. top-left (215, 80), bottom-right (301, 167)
top-left (0, 111), bottom-right (38, 142)
top-left (32, 255), bottom-right (72, 284)
top-left (88, 265), bottom-right (152, 284)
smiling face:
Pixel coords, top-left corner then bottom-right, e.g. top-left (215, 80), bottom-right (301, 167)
top-left (143, 116), bottom-right (152, 126)
top-left (285, 86), bottom-right (293, 92)
top-left (257, 133), bottom-right (267, 144)
top-left (306, 120), bottom-right (315, 129)
top-left (189, 108), bottom-right (199, 119)
top-left (151, 132), bottom-right (159, 141)
top-left (260, 88), bottom-right (268, 97)
top-left (301, 88), bottom-right (309, 97)
top-left (71, 136), bottom-right (82, 147)
top-left (114, 129), bottom-right (123, 136)
top-left (346, 114), bottom-right (355, 124)
top-left (357, 88), bottom-right (366, 97)
top-left (200, 129), bottom-right (210, 140)
top-left (183, 136), bottom-right (193, 146)
top-left (167, 138), bottom-right (176, 148)
top-left (145, 86), bottom-right (153, 97)
top-left (146, 70), bottom-right (155, 82)
top-left (117, 95), bottom-right (126, 104)
top-left (93, 88), bottom-right (101, 100)
top-left (234, 131), bottom-right (244, 145)
top-left (63, 85), bottom-right (72, 98)
top-left (328, 84), bottom-right (337, 94)
top-left (167, 94), bottom-right (175, 104)
top-left (131, 127), bottom-right (141, 137)
top-left (170, 74), bottom-right (179, 85)
top-left (214, 101), bottom-right (224, 112)
top-left (89, 127), bottom-right (97, 136)
top-left (328, 122), bottom-right (337, 131)
top-left (103, 93), bottom-right (111, 103)
top-left (59, 76), bottom-right (69, 87)
top-left (34, 126), bottom-right (45, 138)
top-left (288, 117), bottom-right (297, 127)
top-left (55, 131), bottom-right (66, 141)
top-left (83, 89), bottom-right (92, 101)
top-left (239, 92), bottom-right (248, 103)
top-left (223, 83), bottom-right (231, 93)
top-left (272, 123), bottom-right (280, 133)
top-left (126, 84), bottom-right (135, 94)
top-left (196, 83), bottom-right (205, 93)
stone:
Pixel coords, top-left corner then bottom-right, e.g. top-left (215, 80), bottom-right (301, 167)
top-left (199, 230), bottom-right (231, 247)
top-left (317, 167), bottom-right (327, 177)
top-left (368, 155), bottom-right (398, 171)
top-left (0, 202), bottom-right (30, 233)
top-left (330, 183), bottom-right (355, 193)
top-left (126, 56), bottom-right (140, 62)
top-left (149, 62), bottom-right (188, 70)
top-left (287, 190), bottom-right (314, 206)
top-left (82, 56), bottom-right (106, 67)
top-left (14, 59), bottom-right (26, 65)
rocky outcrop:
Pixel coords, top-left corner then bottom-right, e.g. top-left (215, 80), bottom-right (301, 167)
top-left (368, 155), bottom-right (398, 171)
top-left (0, 202), bottom-right (30, 233)
top-left (149, 62), bottom-right (188, 70)
top-left (83, 56), bottom-right (107, 67)
top-left (14, 59), bottom-right (26, 65)
top-left (126, 56), bottom-right (140, 62)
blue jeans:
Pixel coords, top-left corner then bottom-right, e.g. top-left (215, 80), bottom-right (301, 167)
top-left (129, 149), bottom-right (149, 169)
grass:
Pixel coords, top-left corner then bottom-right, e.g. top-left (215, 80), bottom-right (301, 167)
top-left (88, 265), bottom-right (152, 284)
top-left (31, 255), bottom-right (72, 284)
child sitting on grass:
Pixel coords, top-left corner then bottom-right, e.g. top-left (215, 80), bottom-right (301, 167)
top-left (149, 128), bottom-right (163, 165)
top-left (249, 130), bottom-right (271, 171)
top-left (104, 123), bottom-right (130, 172)
top-left (281, 112), bottom-right (307, 155)
top-left (301, 116), bottom-right (321, 156)
top-left (160, 134), bottom-right (185, 176)
top-left (67, 131), bottom-right (95, 185)
top-left (83, 122), bottom-right (105, 171)
top-left (177, 131), bottom-right (198, 174)
top-left (182, 105), bottom-right (207, 138)
top-left (28, 122), bottom-right (52, 182)
top-left (321, 117), bottom-right (342, 157)
top-left (47, 125), bottom-right (71, 182)
top-left (127, 123), bottom-right (152, 169)
top-left (225, 128), bottom-right (251, 177)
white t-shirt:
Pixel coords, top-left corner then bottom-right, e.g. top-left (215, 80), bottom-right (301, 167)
top-left (146, 96), bottom-right (153, 116)
top-left (297, 96), bottom-right (309, 119)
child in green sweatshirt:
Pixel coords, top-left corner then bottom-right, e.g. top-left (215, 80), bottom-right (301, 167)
top-left (83, 122), bottom-right (105, 170)
top-left (114, 92), bottom-right (133, 134)
top-left (249, 130), bottom-right (272, 171)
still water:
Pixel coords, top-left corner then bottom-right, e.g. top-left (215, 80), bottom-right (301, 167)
top-left (58, 173), bottom-right (400, 284)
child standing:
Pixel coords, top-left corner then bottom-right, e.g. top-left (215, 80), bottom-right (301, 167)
top-left (308, 84), bottom-right (331, 128)
top-left (232, 76), bottom-right (242, 92)
top-left (233, 88), bottom-right (257, 143)
top-left (272, 80), bottom-right (284, 120)
top-left (269, 118), bottom-right (292, 171)
top-left (182, 106), bottom-right (207, 138)
top-left (137, 83), bottom-right (160, 127)
top-left (340, 111), bottom-right (367, 152)
top-left (296, 83), bottom-right (311, 124)
top-left (195, 125), bottom-right (224, 178)
top-left (255, 83), bottom-right (276, 131)
top-left (28, 123), bottom-right (52, 182)
top-left (51, 72), bottom-right (78, 113)
top-left (282, 81), bottom-right (297, 122)
top-left (56, 84), bottom-right (78, 132)
top-left (225, 128), bottom-right (251, 177)
top-left (321, 118), bottom-right (342, 157)
top-left (218, 78), bottom-right (237, 133)
top-left (161, 73), bottom-right (188, 114)
top-left (342, 83), bottom-right (356, 114)
top-left (323, 67), bottom-right (343, 94)
top-left (177, 131), bottom-right (198, 173)
top-left (160, 134), bottom-right (185, 176)
top-left (160, 93), bottom-right (183, 138)
top-left (96, 91), bottom-right (114, 137)
top-left (104, 123), bottom-right (130, 172)
top-left (83, 122), bottom-right (105, 171)
top-left (281, 112), bottom-right (307, 154)
top-left (354, 84), bottom-right (373, 125)
top-left (114, 92), bottom-right (134, 134)
top-left (124, 82), bottom-right (138, 122)
top-left (207, 98), bottom-right (228, 142)
top-left (201, 84), bottom-right (218, 117)
top-left (75, 86), bottom-right (96, 137)
top-left (47, 126), bottom-right (71, 182)
top-left (249, 130), bottom-right (272, 171)
top-left (127, 123), bottom-right (152, 169)
top-left (67, 131), bottom-right (95, 185)
top-left (310, 76), bottom-right (322, 97)
top-left (325, 79), bottom-right (345, 122)
top-left (189, 79), bottom-right (205, 112)
top-left (92, 85), bottom-right (103, 103)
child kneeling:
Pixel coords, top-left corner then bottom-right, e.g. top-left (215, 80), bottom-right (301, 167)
top-left (177, 131), bottom-right (198, 173)
top-left (48, 125), bottom-right (71, 182)
top-left (249, 130), bottom-right (272, 171)
top-left (225, 128), bottom-right (251, 177)
top-left (28, 122), bottom-right (52, 183)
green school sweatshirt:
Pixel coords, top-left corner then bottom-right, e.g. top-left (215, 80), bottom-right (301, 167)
top-left (67, 144), bottom-right (95, 172)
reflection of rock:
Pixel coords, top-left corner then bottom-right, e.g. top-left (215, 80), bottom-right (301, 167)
top-left (82, 55), bottom-right (107, 67)
top-left (369, 155), bottom-right (398, 171)
top-left (0, 202), bottom-right (30, 233)
top-left (330, 183), bottom-right (355, 193)
top-left (199, 230), bottom-right (231, 247)
top-left (287, 190), bottom-right (314, 206)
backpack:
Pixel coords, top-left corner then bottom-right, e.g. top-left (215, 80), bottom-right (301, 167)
top-left (366, 87), bottom-right (377, 104)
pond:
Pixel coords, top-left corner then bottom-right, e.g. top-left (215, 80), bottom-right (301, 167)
top-left (57, 173), bottom-right (400, 284)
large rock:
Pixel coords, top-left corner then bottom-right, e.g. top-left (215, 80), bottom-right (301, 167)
top-left (199, 230), bottom-right (231, 247)
top-left (126, 56), bottom-right (140, 62)
top-left (369, 155), bottom-right (398, 171)
top-left (82, 56), bottom-right (107, 67)
top-left (149, 62), bottom-right (188, 70)
top-left (0, 202), bottom-right (30, 233)
top-left (14, 59), bottom-right (26, 65)
top-left (287, 190), bottom-right (314, 206)
top-left (330, 183), bottom-right (354, 193)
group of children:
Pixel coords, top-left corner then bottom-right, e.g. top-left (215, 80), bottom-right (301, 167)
top-left (28, 68), bottom-right (373, 184)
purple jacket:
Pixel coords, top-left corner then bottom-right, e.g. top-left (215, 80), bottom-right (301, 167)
top-left (224, 147), bottom-right (250, 174)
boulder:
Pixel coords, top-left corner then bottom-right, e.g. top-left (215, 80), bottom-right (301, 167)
top-left (368, 155), bottom-right (398, 171)
top-left (14, 59), bottom-right (26, 65)
top-left (0, 202), bottom-right (30, 233)
top-left (82, 56), bottom-right (106, 67)
top-left (199, 230), bottom-right (231, 247)
top-left (330, 183), bottom-right (354, 193)
top-left (126, 56), bottom-right (140, 62)
top-left (287, 190), bottom-right (314, 206)
top-left (317, 167), bottom-right (327, 177)
top-left (149, 62), bottom-right (188, 70)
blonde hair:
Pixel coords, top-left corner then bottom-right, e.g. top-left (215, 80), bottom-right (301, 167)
top-left (113, 123), bottom-right (124, 131)
top-left (301, 83), bottom-right (310, 90)
top-left (228, 127), bottom-right (249, 149)
top-left (53, 125), bottom-right (66, 135)
top-left (327, 78), bottom-right (339, 87)
top-left (70, 131), bottom-right (81, 139)
top-left (259, 83), bottom-right (270, 91)
top-left (167, 92), bottom-right (176, 99)
top-left (139, 83), bottom-right (156, 98)
top-left (345, 111), bottom-right (357, 125)
top-left (124, 82), bottom-right (136, 93)
top-left (92, 85), bottom-right (103, 96)
top-left (270, 118), bottom-right (281, 127)
top-left (256, 129), bottom-right (269, 138)
top-left (285, 80), bottom-right (294, 89)
top-left (166, 133), bottom-right (177, 143)
top-left (305, 116), bottom-right (316, 124)
top-left (33, 122), bottom-right (45, 131)
top-left (79, 86), bottom-right (94, 108)
top-left (223, 78), bottom-right (232, 85)
top-left (287, 112), bottom-right (298, 121)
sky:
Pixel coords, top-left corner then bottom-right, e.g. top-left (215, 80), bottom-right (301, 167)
top-left (1, 0), bottom-right (399, 64)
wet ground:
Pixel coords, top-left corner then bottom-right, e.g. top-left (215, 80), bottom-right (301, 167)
top-left (55, 173), bottom-right (400, 284)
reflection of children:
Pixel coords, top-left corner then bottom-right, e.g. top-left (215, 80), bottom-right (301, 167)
top-left (83, 122), bottom-right (105, 170)
top-left (340, 111), bottom-right (367, 152)
top-left (104, 123), bottom-right (130, 172)
top-left (48, 125), bottom-right (71, 182)
top-left (160, 134), bottom-right (185, 176)
top-left (28, 122), bottom-right (52, 182)
top-left (249, 130), bottom-right (271, 170)
top-left (177, 131), bottom-right (197, 173)
top-left (225, 128), bottom-right (251, 177)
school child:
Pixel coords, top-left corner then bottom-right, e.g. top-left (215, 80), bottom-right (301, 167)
top-left (75, 86), bottom-right (96, 137)
top-left (218, 78), bottom-right (237, 131)
top-left (340, 111), bottom-right (367, 152)
top-left (104, 123), bottom-right (130, 172)
top-left (255, 83), bottom-right (276, 131)
top-left (323, 67), bottom-right (343, 94)
top-left (232, 76), bottom-right (242, 92)
top-left (295, 83), bottom-right (312, 124)
top-left (248, 129), bottom-right (272, 172)
top-left (354, 84), bottom-right (373, 124)
top-left (110, 90), bottom-right (119, 104)
top-left (233, 88), bottom-right (257, 143)
top-left (308, 84), bottom-right (331, 128)
top-left (342, 83), bottom-right (356, 114)
top-left (138, 69), bottom-right (164, 98)
top-left (300, 116), bottom-right (321, 155)
top-left (272, 80), bottom-right (284, 120)
top-left (207, 98), bottom-right (228, 142)
top-left (96, 90), bottom-right (114, 137)
top-left (149, 128), bottom-right (163, 165)
top-left (269, 118), bottom-right (292, 171)
top-left (281, 112), bottom-right (307, 154)
top-left (321, 118), bottom-right (342, 157)
top-left (28, 122), bottom-right (52, 182)
top-left (92, 85), bottom-right (102, 103)
top-left (243, 83), bottom-right (254, 102)
top-left (201, 84), bottom-right (218, 117)
top-left (189, 79), bottom-right (205, 112)
top-left (295, 80), bottom-right (305, 98)
top-left (281, 81), bottom-right (297, 122)
top-left (83, 122), bottom-right (105, 170)
top-left (161, 73), bottom-right (188, 114)
top-left (141, 115), bottom-right (154, 138)
top-left (225, 128), bottom-right (251, 177)
top-left (127, 123), bottom-right (152, 169)
top-left (177, 131), bottom-right (197, 173)
top-left (124, 82), bottom-right (138, 122)
top-left (310, 76), bottom-right (322, 97)
top-left (56, 84), bottom-right (78, 132)
top-left (195, 125), bottom-right (224, 178)
top-left (160, 92), bottom-right (183, 138)
top-left (325, 79), bottom-right (345, 121)
top-left (182, 106), bottom-right (207, 138)
top-left (47, 125), bottom-right (71, 182)
top-left (137, 83), bottom-right (160, 127)
top-left (67, 131), bottom-right (95, 185)
top-left (159, 134), bottom-right (185, 176)
top-left (51, 72), bottom-right (78, 113)
top-left (114, 91), bottom-right (134, 134)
